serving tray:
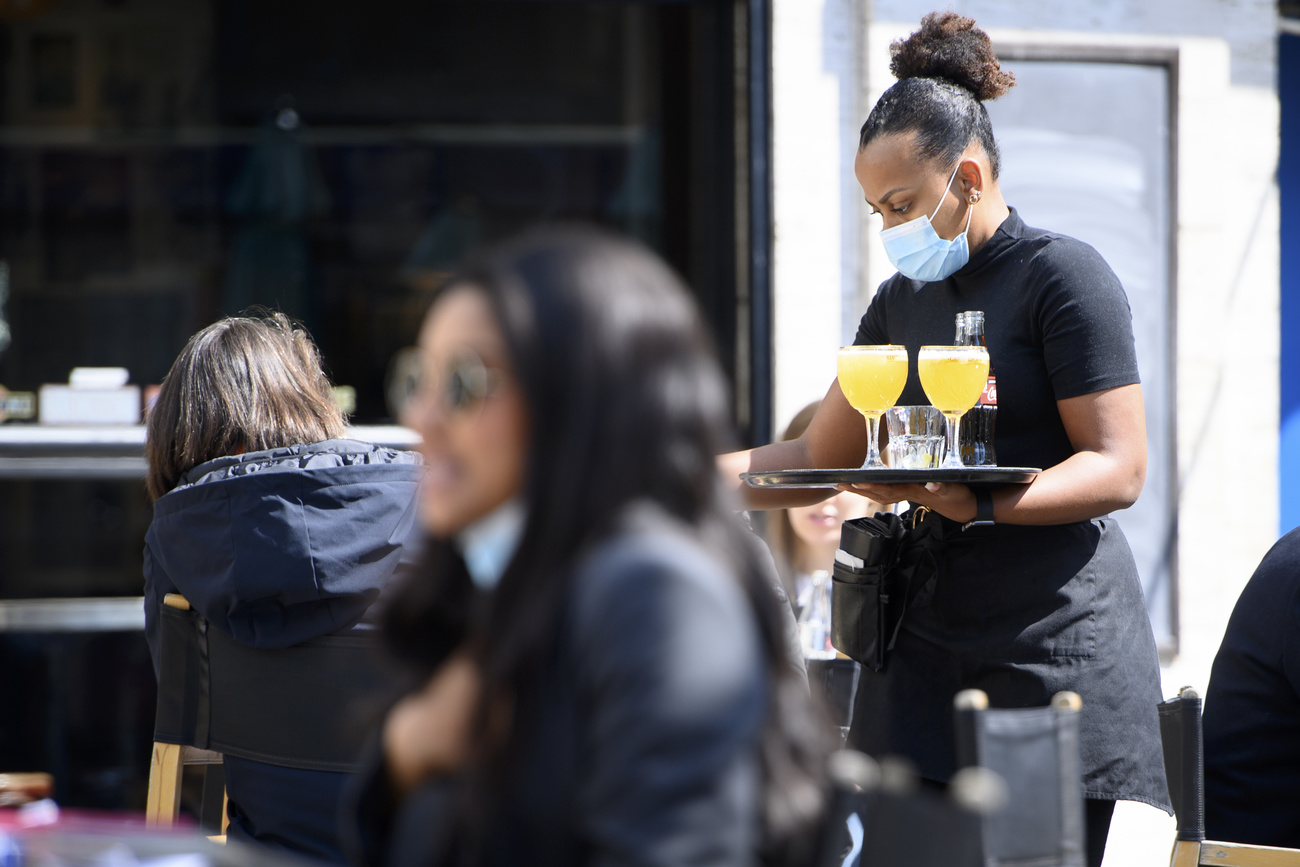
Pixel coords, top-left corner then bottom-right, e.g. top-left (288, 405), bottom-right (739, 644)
top-left (741, 467), bottom-right (1041, 489)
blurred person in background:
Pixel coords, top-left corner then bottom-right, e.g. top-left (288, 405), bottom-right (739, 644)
top-left (345, 226), bottom-right (832, 867)
top-left (764, 400), bottom-right (885, 617)
top-left (1202, 527), bottom-right (1300, 848)
top-left (144, 311), bottom-right (423, 863)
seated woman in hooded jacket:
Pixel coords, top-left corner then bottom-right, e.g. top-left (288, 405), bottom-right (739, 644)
top-left (143, 310), bottom-right (423, 863)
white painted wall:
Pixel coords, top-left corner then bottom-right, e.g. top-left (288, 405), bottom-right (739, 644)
top-left (770, 0), bottom-right (867, 435)
top-left (873, 0), bottom-right (1276, 87)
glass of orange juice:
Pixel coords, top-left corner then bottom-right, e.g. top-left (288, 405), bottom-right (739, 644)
top-left (837, 345), bottom-right (908, 469)
top-left (917, 345), bottom-right (990, 469)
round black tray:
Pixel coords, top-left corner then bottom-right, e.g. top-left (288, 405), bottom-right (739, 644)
top-left (741, 467), bottom-right (1040, 488)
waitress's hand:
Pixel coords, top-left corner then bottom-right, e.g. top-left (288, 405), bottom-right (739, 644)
top-left (838, 481), bottom-right (978, 524)
top-left (383, 651), bottom-right (481, 797)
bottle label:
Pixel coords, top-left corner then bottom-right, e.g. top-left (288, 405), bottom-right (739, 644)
top-left (979, 376), bottom-right (997, 407)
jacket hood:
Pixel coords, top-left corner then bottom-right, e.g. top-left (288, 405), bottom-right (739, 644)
top-left (144, 439), bottom-right (424, 656)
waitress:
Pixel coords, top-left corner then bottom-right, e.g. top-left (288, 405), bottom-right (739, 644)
top-left (722, 11), bottom-right (1169, 864)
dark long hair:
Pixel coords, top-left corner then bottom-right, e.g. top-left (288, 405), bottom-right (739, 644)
top-left (145, 310), bottom-right (346, 500)
top-left (859, 11), bottom-right (1015, 177)
top-left (380, 225), bottom-right (828, 862)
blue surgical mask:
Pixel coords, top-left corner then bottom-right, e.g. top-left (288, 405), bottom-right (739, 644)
top-left (457, 498), bottom-right (526, 590)
top-left (879, 161), bottom-right (973, 282)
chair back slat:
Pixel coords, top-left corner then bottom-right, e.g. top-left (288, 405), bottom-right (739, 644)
top-left (152, 602), bottom-right (401, 773)
top-left (814, 751), bottom-right (986, 867)
top-left (954, 690), bottom-right (1085, 867)
top-left (153, 604), bottom-right (210, 748)
top-left (861, 786), bottom-right (985, 867)
top-left (1157, 691), bottom-right (1205, 843)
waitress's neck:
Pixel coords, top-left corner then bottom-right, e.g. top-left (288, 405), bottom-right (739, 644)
top-left (966, 187), bottom-right (1011, 258)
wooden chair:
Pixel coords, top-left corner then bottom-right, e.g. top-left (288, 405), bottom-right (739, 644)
top-left (146, 595), bottom-right (228, 835)
top-left (145, 593), bottom-right (399, 838)
top-left (1159, 686), bottom-right (1300, 867)
top-left (146, 744), bottom-right (227, 833)
top-left (953, 688), bottom-right (1086, 867)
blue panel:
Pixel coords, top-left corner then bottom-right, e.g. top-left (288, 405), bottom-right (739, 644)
top-left (1281, 33), bottom-right (1300, 534)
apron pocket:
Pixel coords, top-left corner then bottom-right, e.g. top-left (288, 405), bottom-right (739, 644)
top-left (831, 564), bottom-right (887, 670)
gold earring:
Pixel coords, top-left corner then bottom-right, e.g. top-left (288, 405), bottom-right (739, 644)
top-left (968, 192), bottom-right (980, 204)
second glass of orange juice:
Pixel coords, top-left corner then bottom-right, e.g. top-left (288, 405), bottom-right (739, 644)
top-left (917, 345), bottom-right (989, 469)
top-left (837, 345), bottom-right (908, 469)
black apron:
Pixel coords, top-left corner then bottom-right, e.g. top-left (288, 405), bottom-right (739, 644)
top-left (848, 515), bottom-right (1171, 811)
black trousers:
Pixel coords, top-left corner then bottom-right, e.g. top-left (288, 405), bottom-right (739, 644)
top-left (1085, 798), bottom-right (1115, 867)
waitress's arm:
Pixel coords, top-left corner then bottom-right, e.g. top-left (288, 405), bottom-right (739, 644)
top-left (717, 378), bottom-right (870, 510)
top-left (849, 383), bottom-right (1147, 525)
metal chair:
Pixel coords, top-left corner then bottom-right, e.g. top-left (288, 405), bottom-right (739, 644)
top-left (144, 593), bottom-right (398, 834)
top-left (953, 688), bottom-right (1087, 867)
top-left (1159, 686), bottom-right (1300, 867)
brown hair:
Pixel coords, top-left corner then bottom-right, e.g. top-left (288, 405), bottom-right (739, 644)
top-left (889, 11), bottom-right (1015, 101)
top-left (145, 310), bottom-right (346, 500)
top-left (764, 400), bottom-right (821, 591)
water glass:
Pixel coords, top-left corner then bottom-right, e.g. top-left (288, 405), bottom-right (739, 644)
top-left (885, 405), bottom-right (946, 469)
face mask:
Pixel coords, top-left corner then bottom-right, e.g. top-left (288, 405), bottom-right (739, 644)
top-left (878, 161), bottom-right (974, 282)
top-left (457, 498), bottom-right (526, 590)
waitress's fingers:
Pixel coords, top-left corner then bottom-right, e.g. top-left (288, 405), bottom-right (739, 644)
top-left (910, 482), bottom-right (978, 522)
top-left (837, 482), bottom-right (923, 505)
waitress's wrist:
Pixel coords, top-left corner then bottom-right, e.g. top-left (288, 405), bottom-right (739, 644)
top-left (964, 487), bottom-right (995, 528)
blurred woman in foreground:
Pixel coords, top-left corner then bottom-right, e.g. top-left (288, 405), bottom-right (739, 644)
top-left (345, 227), bottom-right (830, 867)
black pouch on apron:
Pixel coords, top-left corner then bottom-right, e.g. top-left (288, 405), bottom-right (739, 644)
top-left (831, 507), bottom-right (946, 671)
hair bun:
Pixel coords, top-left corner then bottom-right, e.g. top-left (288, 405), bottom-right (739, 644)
top-left (889, 11), bottom-right (1015, 101)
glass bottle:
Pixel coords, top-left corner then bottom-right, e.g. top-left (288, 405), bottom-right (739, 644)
top-left (798, 570), bottom-right (837, 660)
top-left (955, 310), bottom-right (997, 466)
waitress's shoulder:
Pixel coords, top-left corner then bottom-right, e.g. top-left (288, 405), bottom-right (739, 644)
top-left (1014, 221), bottom-right (1122, 288)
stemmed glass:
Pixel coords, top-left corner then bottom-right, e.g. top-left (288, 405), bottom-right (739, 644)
top-left (917, 345), bottom-right (989, 469)
top-left (837, 345), bottom-right (908, 469)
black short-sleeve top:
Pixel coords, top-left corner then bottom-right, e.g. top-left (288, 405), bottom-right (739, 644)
top-left (855, 208), bottom-right (1140, 470)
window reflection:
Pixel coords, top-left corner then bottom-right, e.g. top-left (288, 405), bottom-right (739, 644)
top-left (0, 0), bottom-right (739, 423)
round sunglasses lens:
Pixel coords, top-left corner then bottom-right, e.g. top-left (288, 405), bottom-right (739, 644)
top-left (444, 357), bottom-right (491, 412)
top-left (446, 368), bottom-right (472, 410)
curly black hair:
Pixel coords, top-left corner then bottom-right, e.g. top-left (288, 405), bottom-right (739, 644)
top-left (859, 11), bottom-right (1015, 177)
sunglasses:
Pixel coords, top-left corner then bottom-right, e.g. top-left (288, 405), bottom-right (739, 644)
top-left (414, 350), bottom-right (503, 416)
